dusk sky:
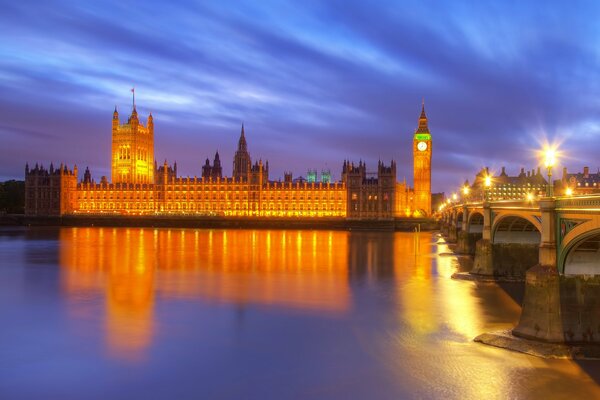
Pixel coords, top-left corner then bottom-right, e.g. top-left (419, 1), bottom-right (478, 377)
top-left (2, 0), bottom-right (600, 194)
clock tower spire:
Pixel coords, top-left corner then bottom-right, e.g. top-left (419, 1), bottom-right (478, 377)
top-left (413, 100), bottom-right (432, 216)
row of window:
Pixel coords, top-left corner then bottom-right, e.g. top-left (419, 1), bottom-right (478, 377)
top-left (78, 202), bottom-right (345, 211)
top-left (79, 194), bottom-right (344, 202)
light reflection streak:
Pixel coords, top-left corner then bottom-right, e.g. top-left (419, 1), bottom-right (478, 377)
top-left (59, 227), bottom-right (351, 360)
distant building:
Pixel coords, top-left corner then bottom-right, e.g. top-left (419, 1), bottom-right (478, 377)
top-left (466, 166), bottom-right (547, 201)
top-left (559, 166), bottom-right (600, 195)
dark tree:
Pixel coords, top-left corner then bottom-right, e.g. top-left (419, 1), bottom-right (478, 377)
top-left (0, 180), bottom-right (25, 214)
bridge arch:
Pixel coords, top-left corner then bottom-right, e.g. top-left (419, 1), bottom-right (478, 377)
top-left (561, 229), bottom-right (600, 275)
top-left (492, 214), bottom-right (541, 244)
top-left (467, 210), bottom-right (484, 231)
top-left (455, 211), bottom-right (464, 230)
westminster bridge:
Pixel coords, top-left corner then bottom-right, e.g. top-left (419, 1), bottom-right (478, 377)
top-left (440, 195), bottom-right (600, 347)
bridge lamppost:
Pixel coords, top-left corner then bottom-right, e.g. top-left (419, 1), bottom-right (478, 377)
top-left (544, 147), bottom-right (556, 197)
top-left (462, 185), bottom-right (470, 202)
top-left (484, 175), bottom-right (492, 202)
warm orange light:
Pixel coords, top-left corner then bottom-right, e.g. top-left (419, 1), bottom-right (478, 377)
top-left (543, 147), bottom-right (556, 168)
top-left (452, 193), bottom-right (458, 201)
top-left (462, 186), bottom-right (470, 196)
top-left (526, 192), bottom-right (535, 202)
top-left (484, 175), bottom-right (492, 188)
top-left (565, 187), bottom-right (573, 196)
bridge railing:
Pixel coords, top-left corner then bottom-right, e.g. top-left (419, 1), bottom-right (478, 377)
top-left (555, 194), bottom-right (600, 210)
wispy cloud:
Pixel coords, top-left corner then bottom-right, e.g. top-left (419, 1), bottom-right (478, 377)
top-left (1, 1), bottom-right (600, 191)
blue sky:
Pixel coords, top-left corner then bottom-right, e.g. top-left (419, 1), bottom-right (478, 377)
top-left (1, 0), bottom-right (600, 194)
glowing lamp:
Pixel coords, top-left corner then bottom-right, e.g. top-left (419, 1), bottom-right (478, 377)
top-left (565, 187), bottom-right (573, 196)
top-left (462, 186), bottom-right (470, 196)
top-left (526, 192), bottom-right (534, 202)
top-left (484, 175), bottom-right (492, 187)
top-left (542, 145), bottom-right (558, 197)
top-left (544, 148), bottom-right (556, 168)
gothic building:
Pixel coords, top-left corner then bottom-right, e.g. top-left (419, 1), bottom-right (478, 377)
top-left (413, 101), bottom-right (432, 216)
top-left (202, 152), bottom-right (223, 180)
top-left (342, 160), bottom-right (397, 219)
top-left (111, 105), bottom-right (154, 184)
top-left (25, 102), bottom-right (433, 219)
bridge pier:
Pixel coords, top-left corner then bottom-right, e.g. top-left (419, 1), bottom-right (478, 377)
top-left (440, 215), bottom-right (450, 237)
top-left (448, 224), bottom-right (457, 243)
top-left (514, 268), bottom-right (600, 345)
top-left (513, 198), bottom-right (563, 341)
top-left (471, 203), bottom-right (494, 275)
top-left (456, 230), bottom-right (470, 254)
top-left (456, 207), bottom-right (469, 253)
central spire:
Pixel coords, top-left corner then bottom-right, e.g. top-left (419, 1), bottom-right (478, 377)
top-left (416, 99), bottom-right (429, 133)
top-left (131, 87), bottom-right (136, 112)
top-left (238, 123), bottom-right (247, 151)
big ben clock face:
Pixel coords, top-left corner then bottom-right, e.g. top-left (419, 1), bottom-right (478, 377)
top-left (417, 141), bottom-right (427, 151)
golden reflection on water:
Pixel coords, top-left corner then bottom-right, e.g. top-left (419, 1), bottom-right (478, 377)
top-left (55, 228), bottom-right (600, 398)
top-left (59, 227), bottom-right (350, 359)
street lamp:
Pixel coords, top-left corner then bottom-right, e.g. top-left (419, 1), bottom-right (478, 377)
top-left (544, 147), bottom-right (556, 197)
top-left (452, 193), bottom-right (458, 202)
top-left (484, 175), bottom-right (492, 201)
top-left (526, 192), bottom-right (535, 202)
top-left (565, 187), bottom-right (573, 196)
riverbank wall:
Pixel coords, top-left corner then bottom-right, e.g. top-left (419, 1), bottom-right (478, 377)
top-left (1, 214), bottom-right (438, 232)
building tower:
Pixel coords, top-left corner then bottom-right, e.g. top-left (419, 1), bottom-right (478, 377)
top-left (413, 101), bottom-right (432, 216)
top-left (111, 96), bottom-right (154, 184)
top-left (233, 124), bottom-right (251, 180)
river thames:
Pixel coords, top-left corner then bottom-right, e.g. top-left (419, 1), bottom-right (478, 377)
top-left (0, 227), bottom-right (599, 399)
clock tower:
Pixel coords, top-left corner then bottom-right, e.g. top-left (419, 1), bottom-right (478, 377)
top-left (413, 101), bottom-right (432, 216)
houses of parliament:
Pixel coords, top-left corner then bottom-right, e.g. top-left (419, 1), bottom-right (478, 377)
top-left (24, 101), bottom-right (433, 219)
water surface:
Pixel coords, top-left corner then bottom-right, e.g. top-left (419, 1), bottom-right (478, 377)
top-left (0, 227), bottom-right (598, 399)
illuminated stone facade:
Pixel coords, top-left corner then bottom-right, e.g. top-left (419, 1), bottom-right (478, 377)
top-left (111, 106), bottom-right (154, 184)
top-left (466, 166), bottom-right (547, 201)
top-left (413, 102), bottom-right (432, 216)
top-left (25, 103), bottom-right (433, 219)
top-left (24, 163), bottom-right (77, 216)
top-left (559, 166), bottom-right (600, 195)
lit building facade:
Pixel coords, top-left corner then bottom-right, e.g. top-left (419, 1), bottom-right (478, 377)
top-left (559, 166), bottom-right (600, 195)
top-left (465, 166), bottom-right (547, 201)
top-left (413, 102), bottom-right (432, 216)
top-left (111, 105), bottom-right (154, 184)
top-left (25, 103), bottom-right (433, 219)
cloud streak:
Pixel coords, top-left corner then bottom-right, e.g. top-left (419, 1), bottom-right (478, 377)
top-left (1, 0), bottom-right (600, 193)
